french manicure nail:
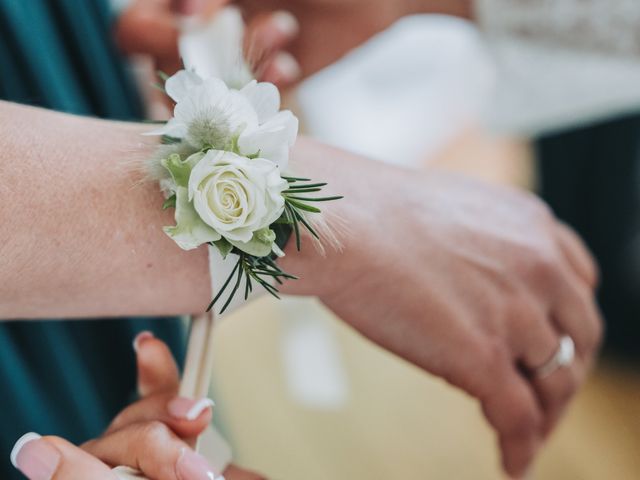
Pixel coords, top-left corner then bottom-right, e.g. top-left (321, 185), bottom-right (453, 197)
top-left (272, 10), bottom-right (300, 36)
top-left (176, 447), bottom-right (220, 480)
top-left (11, 433), bottom-right (61, 480)
top-left (168, 397), bottom-right (215, 421)
top-left (133, 331), bottom-right (154, 353)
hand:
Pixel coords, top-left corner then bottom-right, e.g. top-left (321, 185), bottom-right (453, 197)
top-left (281, 139), bottom-right (603, 478)
top-left (11, 332), bottom-right (264, 480)
top-left (114, 0), bottom-right (302, 86)
top-left (235, 0), bottom-right (472, 80)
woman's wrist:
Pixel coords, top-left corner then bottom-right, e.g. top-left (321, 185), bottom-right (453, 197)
top-left (277, 137), bottom-right (387, 301)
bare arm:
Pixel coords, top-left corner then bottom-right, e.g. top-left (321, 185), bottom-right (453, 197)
top-left (0, 100), bottom-right (602, 477)
top-left (0, 101), bottom-right (210, 318)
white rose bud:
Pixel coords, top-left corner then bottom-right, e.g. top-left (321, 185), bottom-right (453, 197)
top-left (187, 150), bottom-right (288, 255)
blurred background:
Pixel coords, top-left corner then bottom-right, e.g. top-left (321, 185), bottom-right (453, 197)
top-left (203, 14), bottom-right (640, 480)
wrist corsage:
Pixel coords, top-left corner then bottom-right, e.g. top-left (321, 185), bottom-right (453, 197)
top-left (146, 70), bottom-right (341, 313)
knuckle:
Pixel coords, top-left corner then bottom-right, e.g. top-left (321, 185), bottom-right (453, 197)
top-left (522, 248), bottom-right (559, 286)
top-left (140, 420), bottom-right (172, 444)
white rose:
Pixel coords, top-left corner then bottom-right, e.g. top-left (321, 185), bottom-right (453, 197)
top-left (146, 71), bottom-right (298, 170)
top-left (188, 150), bottom-right (288, 254)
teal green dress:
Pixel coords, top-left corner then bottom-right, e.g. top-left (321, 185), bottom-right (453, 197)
top-left (0, 1), bottom-right (185, 478)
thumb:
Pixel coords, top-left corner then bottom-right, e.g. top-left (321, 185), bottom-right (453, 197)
top-left (134, 332), bottom-right (181, 397)
top-left (11, 433), bottom-right (116, 480)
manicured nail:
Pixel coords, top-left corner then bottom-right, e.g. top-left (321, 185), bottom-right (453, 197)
top-left (168, 397), bottom-right (215, 421)
top-left (133, 331), bottom-right (154, 353)
top-left (272, 10), bottom-right (299, 37)
top-left (176, 448), bottom-right (222, 480)
top-left (11, 433), bottom-right (61, 480)
top-left (273, 52), bottom-right (302, 82)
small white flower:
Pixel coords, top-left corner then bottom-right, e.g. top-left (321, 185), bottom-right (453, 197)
top-left (148, 71), bottom-right (298, 171)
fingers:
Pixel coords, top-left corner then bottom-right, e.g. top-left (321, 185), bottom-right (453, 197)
top-left (531, 361), bottom-right (583, 437)
top-left (107, 392), bottom-right (213, 441)
top-left (83, 422), bottom-right (220, 480)
top-left (259, 52), bottom-right (302, 89)
top-left (134, 331), bottom-right (181, 397)
top-left (223, 465), bottom-right (267, 480)
top-left (551, 270), bottom-right (603, 362)
top-left (478, 356), bottom-right (544, 478)
top-left (507, 299), bottom-right (581, 436)
top-left (245, 11), bottom-right (302, 87)
top-left (11, 433), bottom-right (116, 480)
top-left (554, 222), bottom-right (599, 289)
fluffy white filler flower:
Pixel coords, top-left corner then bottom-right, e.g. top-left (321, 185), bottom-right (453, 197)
top-left (148, 70), bottom-right (298, 171)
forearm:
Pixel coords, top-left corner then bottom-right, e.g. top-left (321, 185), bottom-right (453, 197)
top-left (0, 101), bottom-right (210, 318)
top-left (0, 102), bottom-right (373, 319)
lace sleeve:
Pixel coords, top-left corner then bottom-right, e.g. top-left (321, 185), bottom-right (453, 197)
top-left (474, 0), bottom-right (640, 135)
top-left (476, 0), bottom-right (640, 59)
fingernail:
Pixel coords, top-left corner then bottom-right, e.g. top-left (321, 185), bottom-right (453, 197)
top-left (273, 52), bottom-right (302, 82)
top-left (272, 10), bottom-right (300, 37)
top-left (11, 433), bottom-right (61, 480)
top-left (168, 397), bottom-right (215, 421)
top-left (176, 448), bottom-right (220, 480)
top-left (133, 331), bottom-right (154, 353)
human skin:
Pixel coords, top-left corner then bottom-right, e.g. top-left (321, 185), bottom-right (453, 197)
top-left (236, 0), bottom-right (473, 79)
top-left (11, 333), bottom-right (264, 480)
top-left (115, 0), bottom-right (303, 86)
top-left (0, 101), bottom-right (601, 478)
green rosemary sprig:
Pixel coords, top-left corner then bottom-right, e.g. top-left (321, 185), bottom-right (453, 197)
top-left (281, 177), bottom-right (343, 250)
top-left (206, 250), bottom-right (299, 314)
top-left (206, 177), bottom-right (342, 314)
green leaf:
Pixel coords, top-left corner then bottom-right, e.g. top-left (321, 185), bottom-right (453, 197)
top-left (229, 228), bottom-right (276, 257)
top-left (207, 257), bottom-right (241, 312)
top-left (285, 195), bottom-right (344, 202)
top-left (286, 198), bottom-right (322, 213)
top-left (292, 208), bottom-right (320, 240)
top-left (162, 195), bottom-right (177, 210)
top-left (161, 152), bottom-right (203, 188)
top-left (286, 183), bottom-right (328, 190)
top-left (161, 135), bottom-right (182, 145)
top-left (213, 238), bottom-right (234, 259)
top-left (282, 176), bottom-right (312, 183)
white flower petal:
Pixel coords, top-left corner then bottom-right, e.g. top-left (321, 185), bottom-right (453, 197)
top-left (143, 117), bottom-right (188, 138)
top-left (187, 150), bottom-right (287, 249)
top-left (240, 80), bottom-right (281, 123)
top-left (238, 110), bottom-right (299, 169)
top-left (165, 70), bottom-right (204, 103)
